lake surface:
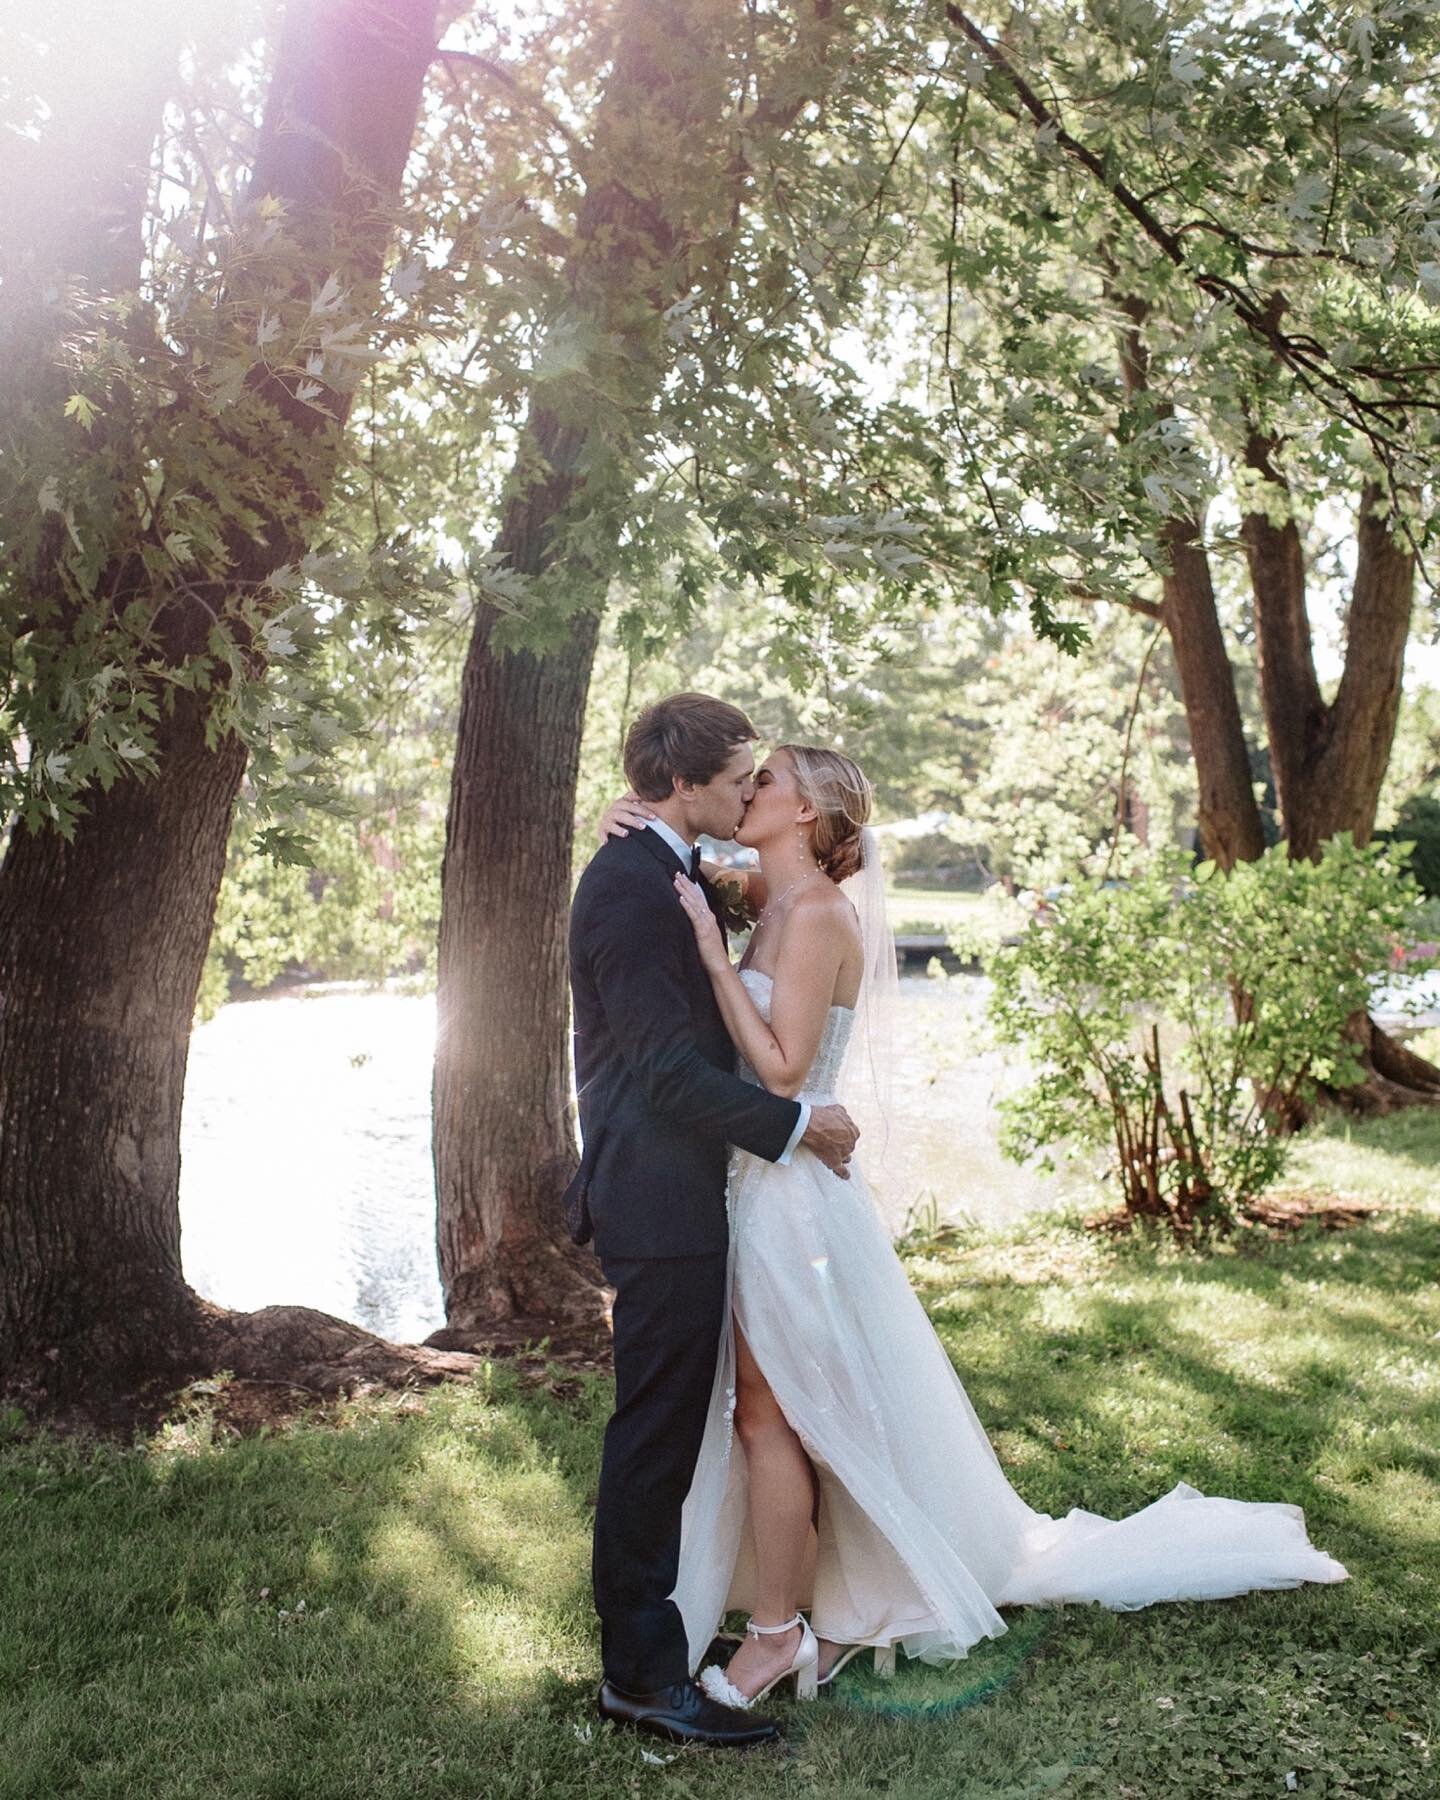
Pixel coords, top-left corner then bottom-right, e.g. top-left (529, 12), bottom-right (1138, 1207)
top-left (179, 963), bottom-right (1440, 1344)
top-left (177, 973), bottom-right (1092, 1343)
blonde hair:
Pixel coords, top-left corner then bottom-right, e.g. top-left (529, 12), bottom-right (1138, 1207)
top-left (778, 744), bottom-right (873, 882)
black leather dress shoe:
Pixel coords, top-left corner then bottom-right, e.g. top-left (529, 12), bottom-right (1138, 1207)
top-left (596, 1676), bottom-right (782, 1747)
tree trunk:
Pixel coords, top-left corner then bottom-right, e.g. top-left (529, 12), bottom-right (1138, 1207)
top-left (431, 0), bottom-right (849, 1340)
top-left (1242, 451), bottom-right (1432, 1114)
top-left (0, 7), bottom-right (186, 294)
top-left (1239, 429), bottom-right (1328, 847)
top-left (431, 589), bottom-right (604, 1343)
top-left (429, 334), bottom-right (640, 1342)
top-left (1245, 456), bottom-right (1414, 859)
top-left (1294, 480), bottom-right (1414, 853)
top-left (0, 698), bottom-right (249, 1394)
top-left (1109, 284), bottom-right (1265, 870)
top-left (0, 0), bottom-right (439, 1405)
top-left (1111, 294), bottom-right (1435, 1120)
top-left (1157, 513), bottom-right (1268, 869)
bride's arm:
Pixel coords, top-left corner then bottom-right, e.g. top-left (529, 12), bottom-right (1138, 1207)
top-left (672, 877), bottom-right (847, 1100)
top-left (595, 791), bottom-right (655, 844)
top-left (595, 792), bottom-right (765, 916)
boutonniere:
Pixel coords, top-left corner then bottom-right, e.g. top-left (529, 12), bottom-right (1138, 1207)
top-left (709, 869), bottom-right (757, 936)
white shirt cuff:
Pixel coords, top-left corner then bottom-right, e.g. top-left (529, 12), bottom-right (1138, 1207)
top-left (776, 1100), bottom-right (810, 1165)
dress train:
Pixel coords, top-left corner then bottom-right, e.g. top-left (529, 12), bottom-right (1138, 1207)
top-left (671, 971), bottom-right (1348, 1674)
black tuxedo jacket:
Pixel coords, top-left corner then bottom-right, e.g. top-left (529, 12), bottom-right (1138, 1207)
top-left (562, 826), bottom-right (802, 1258)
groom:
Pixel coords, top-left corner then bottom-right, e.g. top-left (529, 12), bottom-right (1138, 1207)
top-left (564, 691), bottom-right (860, 1749)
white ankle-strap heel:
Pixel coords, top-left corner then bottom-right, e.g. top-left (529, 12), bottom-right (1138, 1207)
top-left (697, 1611), bottom-right (820, 1707)
top-left (817, 1640), bottom-right (897, 1686)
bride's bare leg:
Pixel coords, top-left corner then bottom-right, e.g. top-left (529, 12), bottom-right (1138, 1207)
top-left (722, 1317), bottom-right (816, 1697)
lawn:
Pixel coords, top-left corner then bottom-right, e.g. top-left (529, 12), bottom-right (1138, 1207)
top-left (2, 1111), bottom-right (1436, 1798)
top-left (885, 885), bottom-right (990, 936)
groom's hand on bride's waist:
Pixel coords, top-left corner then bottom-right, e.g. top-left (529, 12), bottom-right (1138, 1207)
top-left (802, 1104), bottom-right (860, 1179)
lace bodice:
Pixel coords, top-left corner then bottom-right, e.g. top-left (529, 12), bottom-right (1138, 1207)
top-left (735, 966), bottom-right (854, 1105)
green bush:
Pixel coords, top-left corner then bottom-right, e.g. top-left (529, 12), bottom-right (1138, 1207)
top-left (986, 836), bottom-right (1433, 1238)
top-left (887, 828), bottom-right (990, 889)
top-left (1376, 794), bottom-right (1440, 899)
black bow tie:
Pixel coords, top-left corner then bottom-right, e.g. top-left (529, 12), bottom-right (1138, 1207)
top-left (689, 845), bottom-right (702, 880)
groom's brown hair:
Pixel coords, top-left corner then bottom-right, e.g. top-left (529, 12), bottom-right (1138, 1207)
top-left (624, 692), bottom-right (758, 801)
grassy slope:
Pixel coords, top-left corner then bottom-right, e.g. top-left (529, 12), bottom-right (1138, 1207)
top-left (885, 887), bottom-right (988, 935)
top-left (2, 1113), bottom-right (1436, 1799)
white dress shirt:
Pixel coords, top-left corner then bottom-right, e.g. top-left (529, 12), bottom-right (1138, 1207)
top-left (643, 820), bottom-right (810, 1164)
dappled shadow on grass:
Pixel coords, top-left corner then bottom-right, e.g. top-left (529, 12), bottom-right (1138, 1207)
top-left (0, 1376), bottom-right (612, 1798)
top-left (5, 1168), bottom-right (1436, 1799)
top-left (1127, 1211), bottom-right (1440, 1301)
top-left (5, 1069), bottom-right (1429, 1790)
top-left (1295, 1104), bottom-right (1440, 1176)
top-left (821, 1609), bottom-right (1057, 1721)
top-left (919, 1226), bottom-right (1438, 1558)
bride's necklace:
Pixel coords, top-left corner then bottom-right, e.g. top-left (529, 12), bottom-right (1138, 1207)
top-left (753, 866), bottom-right (825, 933)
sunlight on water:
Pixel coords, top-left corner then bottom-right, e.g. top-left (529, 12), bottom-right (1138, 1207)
top-left (180, 990), bottom-right (446, 1343)
top-left (179, 975), bottom-right (1089, 1340)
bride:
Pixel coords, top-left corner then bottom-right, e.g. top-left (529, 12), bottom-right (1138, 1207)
top-left (600, 743), bottom-right (1348, 1709)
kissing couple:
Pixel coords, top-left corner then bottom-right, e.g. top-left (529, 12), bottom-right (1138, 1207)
top-left (564, 691), bottom-right (1348, 1752)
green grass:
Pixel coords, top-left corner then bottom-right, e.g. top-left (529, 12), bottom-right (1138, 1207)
top-left (885, 885), bottom-right (988, 935)
top-left (3, 1111), bottom-right (1438, 1797)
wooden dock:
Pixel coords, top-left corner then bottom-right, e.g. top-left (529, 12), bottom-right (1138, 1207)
top-left (894, 933), bottom-right (955, 962)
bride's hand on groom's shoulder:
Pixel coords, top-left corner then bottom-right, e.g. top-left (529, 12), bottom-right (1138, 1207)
top-left (597, 790), bottom-right (655, 844)
top-left (673, 872), bottom-right (730, 972)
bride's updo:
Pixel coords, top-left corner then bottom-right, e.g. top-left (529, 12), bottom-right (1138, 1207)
top-left (780, 744), bottom-right (873, 883)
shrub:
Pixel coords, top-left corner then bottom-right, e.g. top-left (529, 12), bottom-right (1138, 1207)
top-left (986, 835), bottom-right (1433, 1238)
top-left (1376, 794), bottom-right (1440, 899)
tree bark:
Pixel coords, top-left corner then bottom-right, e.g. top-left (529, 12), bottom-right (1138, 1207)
top-left (1244, 450), bottom-right (1414, 859)
top-left (0, 0), bottom-right (439, 1404)
top-left (431, 590), bottom-right (604, 1342)
top-left (430, 76), bottom-right (687, 1341)
top-left (1240, 446), bottom-right (1430, 1113)
top-left (1239, 430), bottom-right (1327, 844)
top-left (1111, 293), bottom-right (1434, 1117)
top-left (1109, 285), bottom-right (1265, 869)
top-left (1157, 514), bottom-right (1268, 869)
top-left (0, 699), bottom-right (250, 1393)
top-left (1296, 480), bottom-right (1414, 855)
top-left (431, 0), bottom-right (847, 1340)
top-left (0, 7), bottom-right (186, 295)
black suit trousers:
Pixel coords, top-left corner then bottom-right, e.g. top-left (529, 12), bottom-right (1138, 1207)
top-left (593, 1248), bottom-right (730, 1692)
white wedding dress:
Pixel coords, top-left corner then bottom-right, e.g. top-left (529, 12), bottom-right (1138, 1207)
top-left (672, 968), bottom-right (1348, 1676)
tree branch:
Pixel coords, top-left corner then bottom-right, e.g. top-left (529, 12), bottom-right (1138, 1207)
top-left (1102, 618), bottom-right (1164, 883)
top-left (1239, 425), bottom-right (1326, 835)
top-left (1065, 581), bottom-right (1163, 621)
top-left (433, 47), bottom-right (588, 165)
top-left (941, 6), bottom-right (1419, 487)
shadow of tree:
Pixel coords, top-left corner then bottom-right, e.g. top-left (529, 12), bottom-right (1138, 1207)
top-left (922, 1245), bottom-right (1438, 1538)
top-left (0, 1379), bottom-right (610, 1796)
top-left (6, 1180), bottom-right (1434, 1798)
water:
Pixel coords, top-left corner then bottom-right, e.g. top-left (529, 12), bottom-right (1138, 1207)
top-left (177, 974), bottom-right (1093, 1343)
top-left (180, 989), bottom-right (448, 1344)
top-left (1369, 966), bottom-right (1440, 1031)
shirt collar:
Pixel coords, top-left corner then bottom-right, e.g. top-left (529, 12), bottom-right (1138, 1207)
top-left (644, 816), bottom-right (696, 868)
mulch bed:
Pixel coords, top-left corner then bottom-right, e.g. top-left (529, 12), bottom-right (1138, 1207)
top-left (1083, 1191), bottom-right (1380, 1236)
